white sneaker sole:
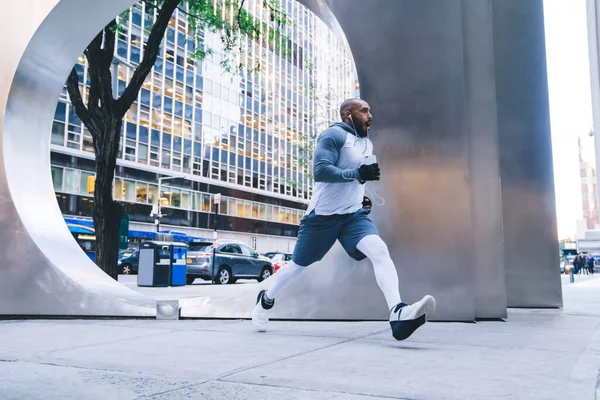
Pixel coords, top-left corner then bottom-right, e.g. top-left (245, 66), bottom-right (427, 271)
top-left (252, 304), bottom-right (268, 332)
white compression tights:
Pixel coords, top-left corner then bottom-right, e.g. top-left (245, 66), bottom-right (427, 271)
top-left (265, 235), bottom-right (401, 310)
top-left (356, 235), bottom-right (401, 310)
top-left (265, 261), bottom-right (305, 300)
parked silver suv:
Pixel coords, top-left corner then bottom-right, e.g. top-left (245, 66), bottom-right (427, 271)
top-left (186, 239), bottom-right (274, 285)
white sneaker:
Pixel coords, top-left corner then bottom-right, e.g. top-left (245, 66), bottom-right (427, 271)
top-left (252, 290), bottom-right (274, 332)
top-left (389, 295), bottom-right (436, 341)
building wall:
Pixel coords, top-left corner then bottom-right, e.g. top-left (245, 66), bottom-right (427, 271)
top-left (586, 0), bottom-right (600, 219)
top-left (578, 135), bottom-right (599, 229)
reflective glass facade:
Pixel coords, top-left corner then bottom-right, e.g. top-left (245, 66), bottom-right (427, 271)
top-left (51, 0), bottom-right (357, 238)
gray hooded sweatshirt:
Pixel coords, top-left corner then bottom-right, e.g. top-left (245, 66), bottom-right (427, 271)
top-left (306, 122), bottom-right (373, 216)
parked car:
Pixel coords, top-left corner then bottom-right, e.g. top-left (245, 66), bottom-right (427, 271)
top-left (264, 252), bottom-right (293, 272)
top-left (186, 240), bottom-right (274, 285)
top-left (118, 248), bottom-right (139, 275)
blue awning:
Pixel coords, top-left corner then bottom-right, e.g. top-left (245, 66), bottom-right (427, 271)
top-left (67, 224), bottom-right (94, 234)
top-left (129, 230), bottom-right (157, 239)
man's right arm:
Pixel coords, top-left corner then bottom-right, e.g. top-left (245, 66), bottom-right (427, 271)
top-left (313, 129), bottom-right (361, 183)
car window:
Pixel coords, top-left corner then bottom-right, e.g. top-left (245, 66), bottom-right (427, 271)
top-left (239, 244), bottom-right (254, 256)
top-left (189, 244), bottom-right (212, 252)
top-left (220, 245), bottom-right (234, 253)
top-left (285, 254), bottom-right (292, 261)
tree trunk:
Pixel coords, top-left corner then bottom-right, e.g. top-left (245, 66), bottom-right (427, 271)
top-left (64, 0), bottom-right (183, 279)
top-left (92, 119), bottom-right (124, 280)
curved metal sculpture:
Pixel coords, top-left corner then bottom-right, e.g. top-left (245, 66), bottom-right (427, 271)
top-left (0, 0), bottom-right (153, 317)
top-left (0, 0), bottom-right (562, 320)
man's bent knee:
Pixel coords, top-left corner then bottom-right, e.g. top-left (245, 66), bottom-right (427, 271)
top-left (357, 234), bottom-right (390, 260)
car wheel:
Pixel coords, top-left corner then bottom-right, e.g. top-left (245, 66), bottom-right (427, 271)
top-left (186, 276), bottom-right (196, 285)
top-left (257, 266), bottom-right (272, 282)
top-left (121, 264), bottom-right (132, 275)
top-left (214, 267), bottom-right (232, 284)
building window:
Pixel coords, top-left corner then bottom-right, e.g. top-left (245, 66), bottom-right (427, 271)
top-left (63, 169), bottom-right (79, 193)
top-left (148, 184), bottom-right (158, 205)
top-left (114, 178), bottom-right (123, 200)
top-left (51, 122), bottom-right (65, 146)
top-left (79, 172), bottom-right (94, 196)
top-left (171, 189), bottom-right (181, 207)
top-left (160, 187), bottom-right (171, 206)
top-left (82, 128), bottom-right (94, 153)
top-left (136, 182), bottom-right (149, 203)
top-left (123, 180), bottom-right (136, 203)
top-left (51, 166), bottom-right (63, 192)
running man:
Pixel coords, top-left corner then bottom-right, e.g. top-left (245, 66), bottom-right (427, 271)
top-left (252, 98), bottom-right (436, 341)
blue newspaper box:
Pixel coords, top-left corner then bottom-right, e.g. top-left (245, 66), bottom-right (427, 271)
top-left (171, 244), bottom-right (187, 286)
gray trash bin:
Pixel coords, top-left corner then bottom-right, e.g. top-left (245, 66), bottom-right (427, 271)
top-left (137, 241), bottom-right (172, 287)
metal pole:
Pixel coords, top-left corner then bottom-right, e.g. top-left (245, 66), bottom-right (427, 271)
top-left (211, 202), bottom-right (219, 284)
top-left (156, 178), bottom-right (161, 233)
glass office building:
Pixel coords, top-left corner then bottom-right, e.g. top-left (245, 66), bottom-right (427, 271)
top-left (50, 0), bottom-right (357, 248)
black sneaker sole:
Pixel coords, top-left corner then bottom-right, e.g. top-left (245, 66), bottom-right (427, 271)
top-left (390, 314), bottom-right (426, 341)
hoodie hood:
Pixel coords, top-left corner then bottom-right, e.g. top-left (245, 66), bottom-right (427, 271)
top-left (330, 121), bottom-right (357, 136)
top-left (330, 121), bottom-right (370, 146)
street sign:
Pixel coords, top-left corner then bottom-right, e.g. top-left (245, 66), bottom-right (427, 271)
top-left (214, 193), bottom-right (221, 205)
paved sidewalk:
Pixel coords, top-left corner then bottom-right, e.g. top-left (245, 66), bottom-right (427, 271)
top-left (1, 276), bottom-right (599, 400)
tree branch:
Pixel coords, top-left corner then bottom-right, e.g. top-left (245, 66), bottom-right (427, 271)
top-left (101, 21), bottom-right (118, 110)
top-left (237, 0), bottom-right (246, 30)
top-left (84, 21), bottom-right (119, 118)
top-left (85, 30), bottom-right (105, 119)
top-left (66, 67), bottom-right (93, 127)
top-left (116, 0), bottom-right (181, 118)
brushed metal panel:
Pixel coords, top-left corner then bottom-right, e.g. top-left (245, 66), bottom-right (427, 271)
top-left (326, 0), bottom-right (477, 321)
top-left (461, 0), bottom-right (507, 318)
top-left (491, 0), bottom-right (563, 307)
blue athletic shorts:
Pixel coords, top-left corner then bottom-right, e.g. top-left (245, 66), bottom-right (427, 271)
top-left (291, 208), bottom-right (379, 267)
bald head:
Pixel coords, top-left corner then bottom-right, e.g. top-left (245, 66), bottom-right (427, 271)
top-left (339, 98), bottom-right (365, 119)
top-left (339, 98), bottom-right (372, 137)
